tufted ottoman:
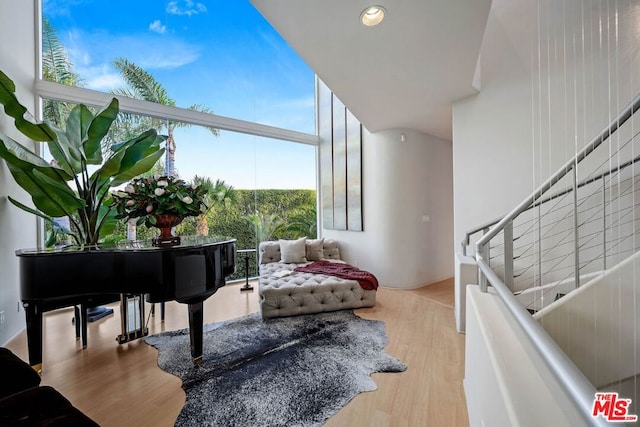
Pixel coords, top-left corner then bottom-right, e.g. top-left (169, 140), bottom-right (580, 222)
top-left (258, 239), bottom-right (376, 318)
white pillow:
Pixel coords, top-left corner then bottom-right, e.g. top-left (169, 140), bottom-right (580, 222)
top-left (259, 241), bottom-right (281, 264)
top-left (305, 238), bottom-right (325, 261)
top-left (279, 237), bottom-right (308, 263)
top-left (323, 239), bottom-right (341, 259)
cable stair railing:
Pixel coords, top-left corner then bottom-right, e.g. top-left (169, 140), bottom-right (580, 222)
top-left (466, 153), bottom-right (640, 311)
top-left (466, 92), bottom-right (640, 426)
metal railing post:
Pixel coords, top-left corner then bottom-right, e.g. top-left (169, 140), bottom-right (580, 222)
top-left (573, 165), bottom-right (581, 288)
top-left (537, 204), bottom-right (542, 288)
top-left (478, 226), bottom-right (491, 292)
top-left (483, 226), bottom-right (490, 260)
top-left (504, 220), bottom-right (514, 291)
top-left (478, 263), bottom-right (488, 292)
top-left (601, 177), bottom-right (607, 270)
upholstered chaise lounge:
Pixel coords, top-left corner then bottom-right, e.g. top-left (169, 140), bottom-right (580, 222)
top-left (258, 238), bottom-right (377, 318)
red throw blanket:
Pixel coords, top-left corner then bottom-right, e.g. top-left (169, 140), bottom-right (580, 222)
top-left (294, 261), bottom-right (379, 290)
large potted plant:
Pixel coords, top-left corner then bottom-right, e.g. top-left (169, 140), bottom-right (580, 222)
top-left (0, 70), bottom-right (166, 246)
top-left (112, 175), bottom-right (208, 246)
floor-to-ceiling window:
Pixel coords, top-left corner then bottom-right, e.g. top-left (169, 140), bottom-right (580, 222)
top-left (38, 0), bottom-right (318, 278)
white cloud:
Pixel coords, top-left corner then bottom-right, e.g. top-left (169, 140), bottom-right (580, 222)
top-left (63, 28), bottom-right (201, 76)
top-left (137, 46), bottom-right (200, 70)
top-left (166, 0), bottom-right (207, 16)
top-left (149, 20), bottom-right (167, 34)
top-left (85, 72), bottom-right (125, 91)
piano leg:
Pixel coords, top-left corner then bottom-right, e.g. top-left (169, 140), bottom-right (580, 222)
top-left (72, 305), bottom-right (88, 348)
top-left (188, 301), bottom-right (203, 366)
top-left (23, 302), bottom-right (43, 374)
top-left (80, 303), bottom-right (88, 348)
top-left (74, 305), bottom-right (81, 340)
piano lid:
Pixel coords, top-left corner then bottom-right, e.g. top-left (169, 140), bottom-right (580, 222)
top-left (16, 236), bottom-right (237, 256)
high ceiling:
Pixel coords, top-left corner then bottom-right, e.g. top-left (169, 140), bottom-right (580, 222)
top-left (250, 0), bottom-right (493, 141)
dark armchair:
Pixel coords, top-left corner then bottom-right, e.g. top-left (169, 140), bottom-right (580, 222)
top-left (0, 347), bottom-right (99, 426)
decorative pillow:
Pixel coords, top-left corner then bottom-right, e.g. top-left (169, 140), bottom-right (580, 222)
top-left (323, 239), bottom-right (341, 259)
top-left (279, 238), bottom-right (307, 263)
top-left (305, 238), bottom-right (325, 261)
top-left (259, 241), bottom-right (281, 264)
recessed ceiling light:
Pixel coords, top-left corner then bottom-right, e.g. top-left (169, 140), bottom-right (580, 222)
top-left (360, 6), bottom-right (386, 27)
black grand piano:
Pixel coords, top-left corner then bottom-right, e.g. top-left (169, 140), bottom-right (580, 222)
top-left (16, 236), bottom-right (236, 372)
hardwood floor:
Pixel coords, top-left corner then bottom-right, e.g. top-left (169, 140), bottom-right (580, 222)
top-left (5, 278), bottom-right (467, 427)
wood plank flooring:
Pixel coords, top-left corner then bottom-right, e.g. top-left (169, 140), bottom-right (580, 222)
top-left (5, 278), bottom-right (467, 427)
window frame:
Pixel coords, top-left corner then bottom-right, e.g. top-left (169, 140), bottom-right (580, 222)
top-left (33, 0), bottom-right (322, 245)
top-left (34, 1), bottom-right (319, 147)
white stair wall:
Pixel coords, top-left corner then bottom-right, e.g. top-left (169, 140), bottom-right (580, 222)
top-left (465, 286), bottom-right (584, 426)
top-left (534, 250), bottom-right (640, 388)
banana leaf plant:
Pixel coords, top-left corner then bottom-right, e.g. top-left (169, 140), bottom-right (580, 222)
top-left (0, 70), bottom-right (166, 246)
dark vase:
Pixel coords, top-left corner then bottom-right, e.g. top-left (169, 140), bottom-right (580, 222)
top-left (152, 213), bottom-right (184, 247)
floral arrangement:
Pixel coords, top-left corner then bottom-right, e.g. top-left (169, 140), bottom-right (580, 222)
top-left (112, 176), bottom-right (208, 227)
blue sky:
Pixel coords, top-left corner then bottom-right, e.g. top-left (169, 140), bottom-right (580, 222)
top-left (42, 0), bottom-right (317, 189)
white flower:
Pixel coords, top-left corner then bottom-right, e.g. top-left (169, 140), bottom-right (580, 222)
top-left (116, 191), bottom-right (127, 197)
top-left (154, 188), bottom-right (165, 196)
top-left (157, 180), bottom-right (169, 187)
top-left (182, 196), bottom-right (193, 204)
top-left (146, 205), bottom-right (154, 213)
top-left (125, 184), bottom-right (135, 193)
top-left (126, 200), bottom-right (135, 207)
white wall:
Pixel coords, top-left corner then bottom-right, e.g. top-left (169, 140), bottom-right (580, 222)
top-left (453, 0), bottom-right (640, 251)
top-left (0, 0), bottom-right (39, 346)
top-left (465, 286), bottom-right (585, 426)
top-left (322, 127), bottom-right (454, 289)
top-left (535, 250), bottom-right (640, 389)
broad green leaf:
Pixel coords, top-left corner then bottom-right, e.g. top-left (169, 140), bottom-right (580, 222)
top-left (118, 131), bottom-right (160, 172)
top-left (64, 104), bottom-right (91, 162)
top-left (89, 173), bottom-right (111, 201)
top-left (4, 163), bottom-right (73, 217)
top-left (84, 98), bottom-right (119, 164)
top-left (0, 133), bottom-right (73, 181)
top-left (7, 196), bottom-right (55, 224)
top-left (96, 130), bottom-right (163, 186)
top-left (32, 169), bottom-right (85, 211)
top-left (94, 147), bottom-right (127, 180)
top-left (45, 230), bottom-right (57, 248)
top-left (111, 149), bottom-right (165, 187)
top-left (0, 132), bottom-right (45, 165)
top-left (110, 129), bottom-right (158, 152)
top-left (143, 134), bottom-right (167, 156)
top-left (0, 70), bottom-right (57, 142)
top-left (47, 125), bottom-right (82, 173)
top-left (96, 204), bottom-right (118, 237)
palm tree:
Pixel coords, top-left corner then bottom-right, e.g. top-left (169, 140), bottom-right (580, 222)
top-left (41, 17), bottom-right (83, 126)
top-left (243, 212), bottom-right (285, 244)
top-left (191, 176), bottom-right (236, 236)
top-left (284, 206), bottom-right (317, 238)
top-left (112, 58), bottom-right (219, 177)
